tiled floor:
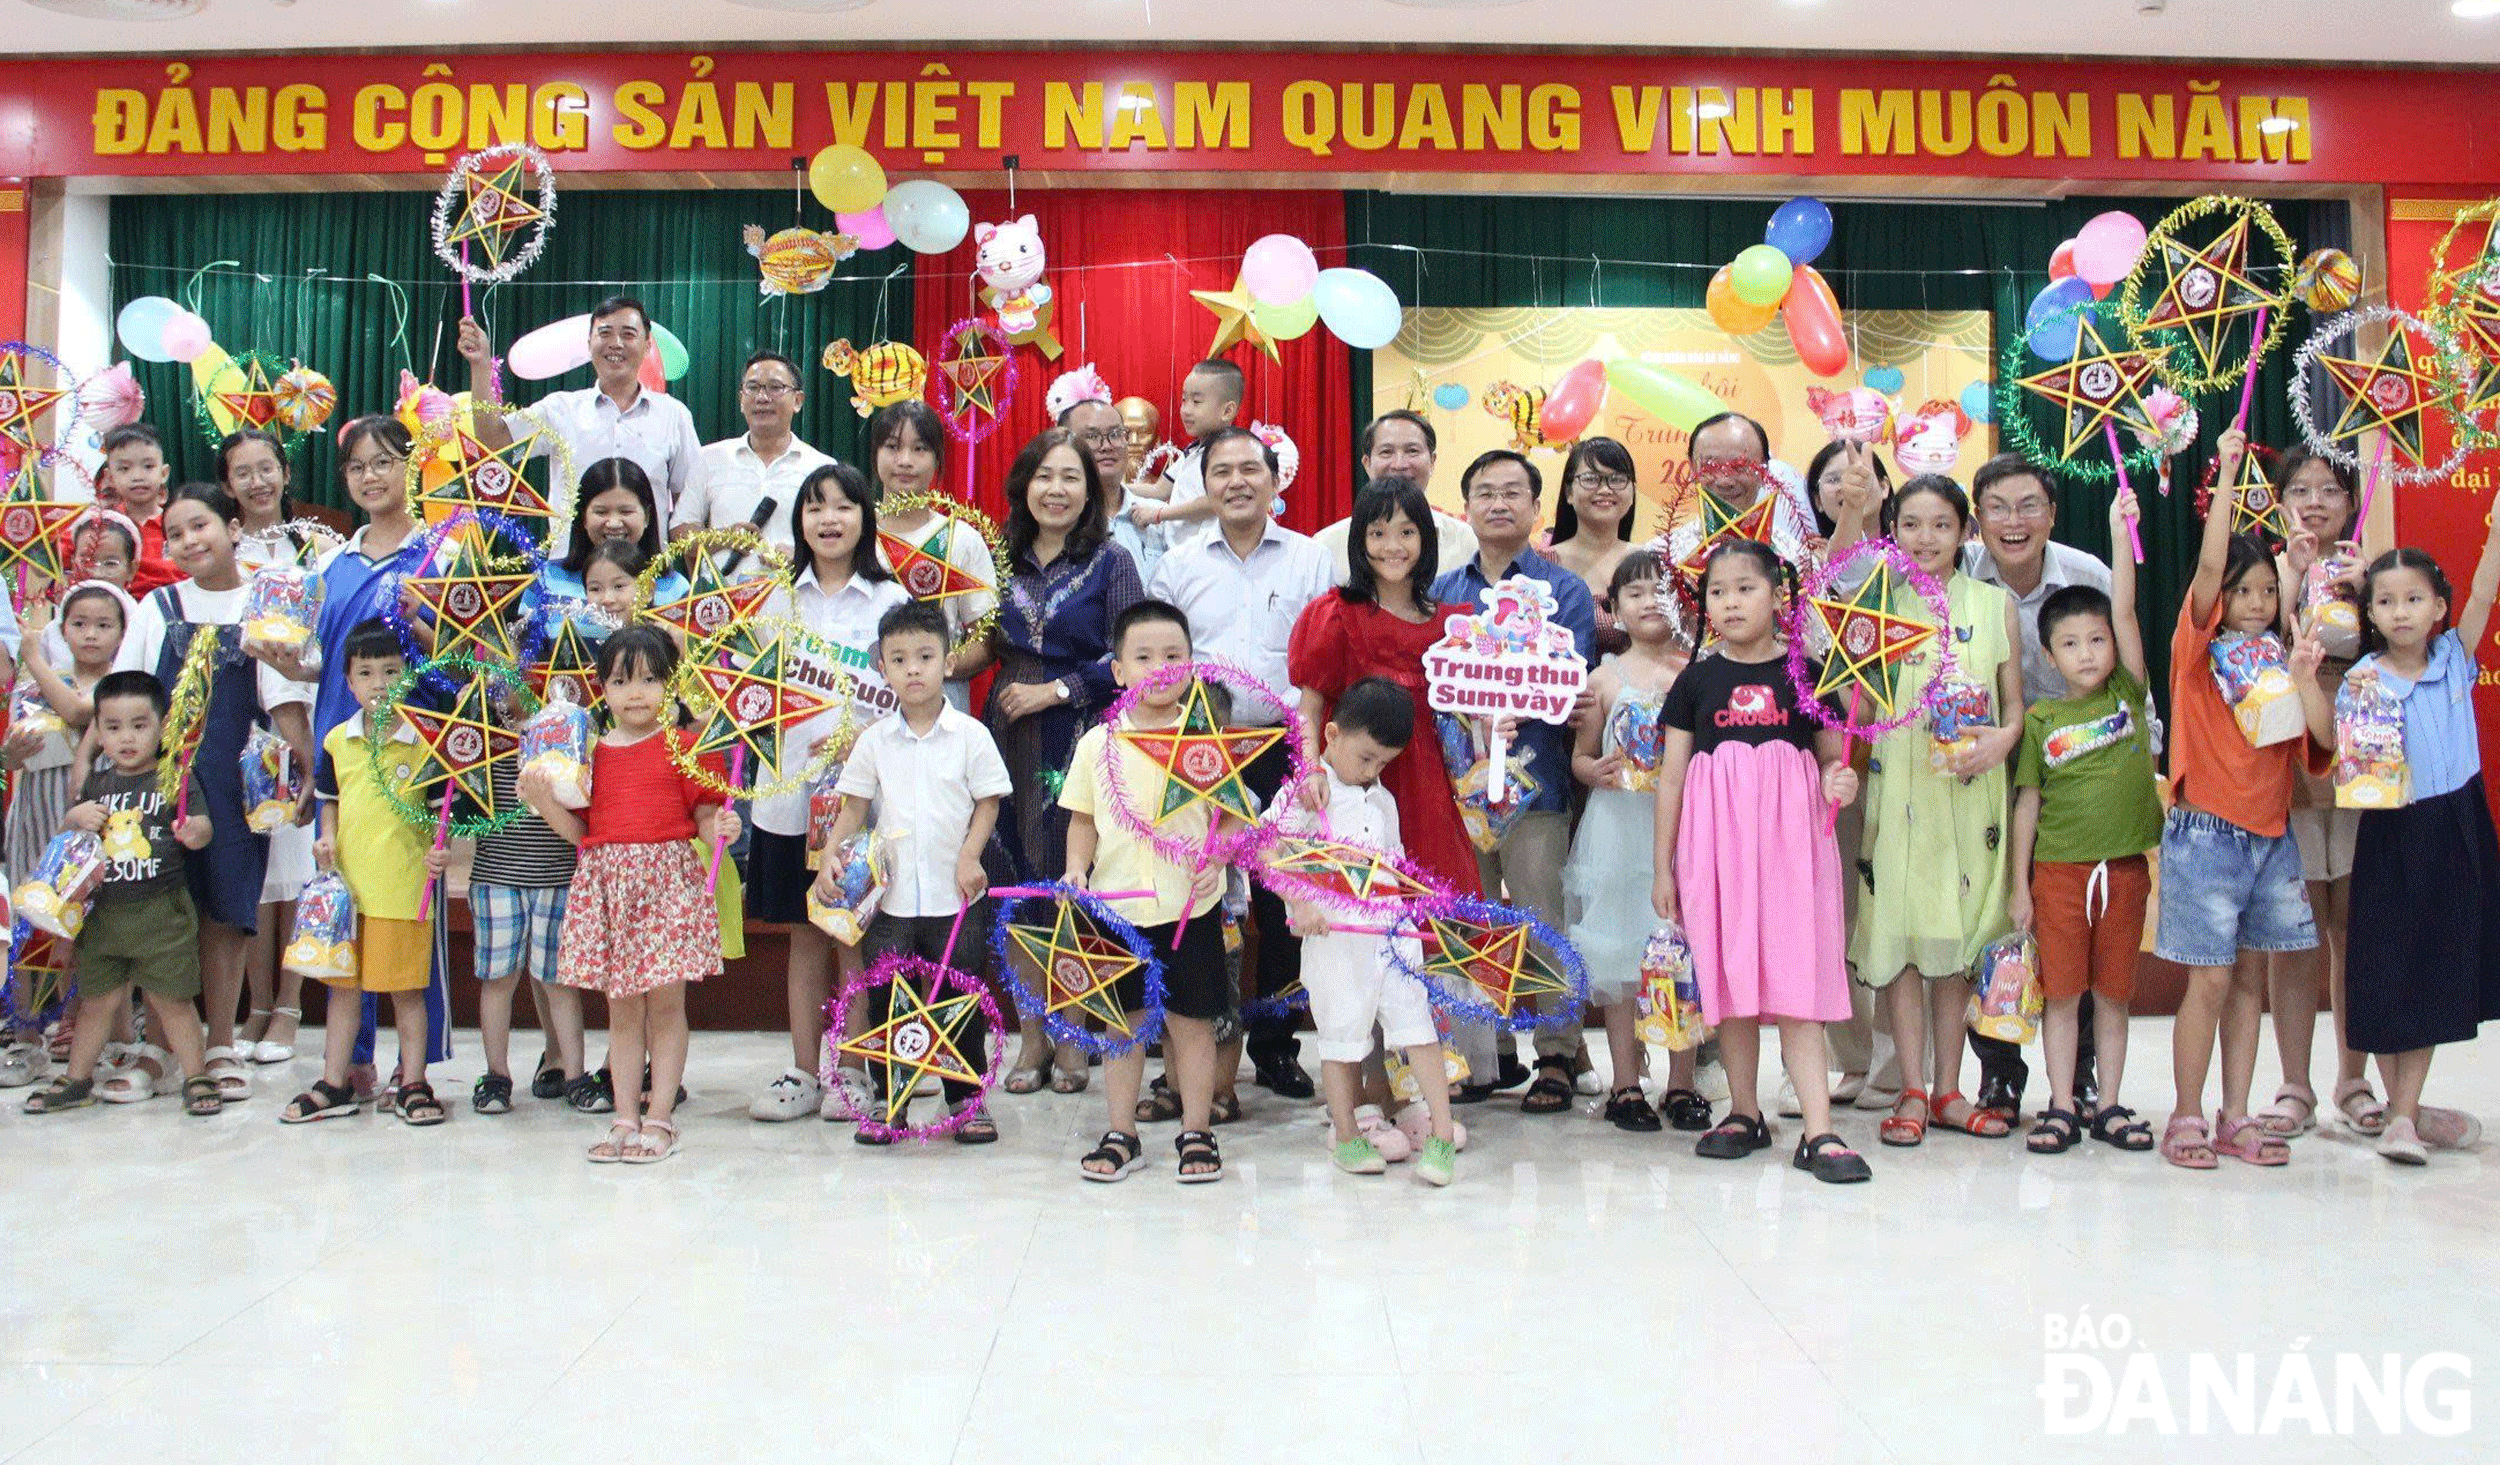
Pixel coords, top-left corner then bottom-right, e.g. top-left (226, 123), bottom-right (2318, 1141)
top-left (3, 1022), bottom-right (2492, 1464)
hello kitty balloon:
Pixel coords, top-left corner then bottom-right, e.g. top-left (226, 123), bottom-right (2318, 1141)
top-left (974, 214), bottom-right (1063, 359)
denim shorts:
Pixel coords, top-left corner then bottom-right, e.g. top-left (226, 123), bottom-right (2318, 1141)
top-left (2154, 807), bottom-right (2317, 968)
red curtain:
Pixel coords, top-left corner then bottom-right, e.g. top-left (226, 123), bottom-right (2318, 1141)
top-left (909, 189), bottom-right (1353, 534)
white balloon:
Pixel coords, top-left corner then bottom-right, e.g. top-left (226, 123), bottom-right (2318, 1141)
top-left (884, 179), bottom-right (971, 255)
top-left (1312, 268), bottom-right (1403, 351)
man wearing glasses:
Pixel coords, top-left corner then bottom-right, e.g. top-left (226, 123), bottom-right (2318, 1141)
top-left (674, 349), bottom-right (831, 551)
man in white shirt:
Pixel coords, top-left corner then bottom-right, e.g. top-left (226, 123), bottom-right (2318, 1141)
top-left (458, 295), bottom-right (705, 529)
top-left (1145, 427), bottom-right (1332, 1100)
top-left (1312, 410), bottom-right (1477, 584)
top-left (673, 349), bottom-right (831, 552)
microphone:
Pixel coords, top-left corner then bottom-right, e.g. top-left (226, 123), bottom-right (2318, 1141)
top-left (717, 495), bottom-right (779, 577)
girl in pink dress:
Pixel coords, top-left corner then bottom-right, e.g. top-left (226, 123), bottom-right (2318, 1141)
top-left (1651, 539), bottom-right (1869, 1183)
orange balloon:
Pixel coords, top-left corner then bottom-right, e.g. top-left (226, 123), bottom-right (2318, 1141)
top-left (1782, 265), bottom-right (1850, 378)
top-left (1707, 264), bottom-right (1779, 336)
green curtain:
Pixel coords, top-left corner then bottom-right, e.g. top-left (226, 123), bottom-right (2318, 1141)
top-left (1347, 191), bottom-right (2348, 694)
top-left (108, 191), bottom-right (912, 511)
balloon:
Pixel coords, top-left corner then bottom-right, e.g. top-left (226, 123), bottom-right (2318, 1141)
top-left (1538, 358), bottom-right (1609, 443)
top-left (1252, 293), bottom-right (1320, 342)
top-left (1763, 196), bottom-right (1834, 267)
top-left (2072, 210), bottom-right (2147, 286)
top-left (115, 296), bottom-right (183, 363)
top-left (2048, 238), bottom-right (2079, 281)
top-left (650, 322), bottom-right (689, 382)
top-left (807, 145), bottom-right (887, 215)
top-left (837, 206), bottom-right (896, 252)
top-left (884, 180), bottom-right (971, 255)
top-left (1960, 379), bottom-right (1995, 425)
top-left (2088, 279), bottom-right (2113, 301)
top-left (1705, 264), bottom-right (1779, 335)
top-left (1781, 266), bottom-right (1849, 379)
top-left (508, 313), bottom-right (594, 381)
top-left (2025, 278), bottom-right (2097, 362)
top-left (1728, 244), bottom-right (1795, 308)
top-left (638, 350), bottom-right (667, 395)
top-left (1312, 267), bottom-right (1403, 350)
top-left (160, 310), bottom-right (213, 365)
top-left (1241, 234), bottom-right (1320, 307)
top-left (1604, 359), bottom-right (1721, 435)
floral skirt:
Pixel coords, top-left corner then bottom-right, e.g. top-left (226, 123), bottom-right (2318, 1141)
top-left (557, 841), bottom-right (722, 996)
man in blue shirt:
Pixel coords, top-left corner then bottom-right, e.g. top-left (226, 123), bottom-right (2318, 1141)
top-left (1430, 449), bottom-right (1596, 1116)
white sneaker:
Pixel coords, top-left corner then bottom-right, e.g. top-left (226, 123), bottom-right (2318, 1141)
top-left (0, 1042), bottom-right (49, 1088)
top-left (1695, 1057), bottom-right (1731, 1104)
top-left (748, 1066), bottom-right (824, 1122)
top-left (821, 1066), bottom-right (874, 1122)
top-left (1776, 1078), bottom-right (1803, 1118)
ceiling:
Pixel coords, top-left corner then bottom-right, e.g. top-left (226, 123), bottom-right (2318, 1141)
top-left (7, 0), bottom-right (2500, 64)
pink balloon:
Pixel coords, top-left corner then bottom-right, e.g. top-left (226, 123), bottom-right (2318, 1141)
top-left (838, 206), bottom-right (896, 251)
top-left (507, 313), bottom-right (594, 381)
top-left (161, 311), bottom-right (213, 365)
top-left (1538, 358), bottom-right (1608, 444)
top-left (1242, 233), bottom-right (1320, 307)
top-left (2071, 211), bottom-right (2147, 287)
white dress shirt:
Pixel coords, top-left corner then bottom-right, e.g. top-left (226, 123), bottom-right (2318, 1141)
top-left (1962, 540), bottom-right (2113, 705)
top-left (834, 704), bottom-right (1014, 918)
top-left (510, 384), bottom-right (705, 531)
top-left (1145, 519), bottom-right (1332, 725)
top-left (1312, 507), bottom-right (1478, 588)
top-left (751, 564), bottom-right (911, 837)
top-left (675, 432), bottom-right (834, 550)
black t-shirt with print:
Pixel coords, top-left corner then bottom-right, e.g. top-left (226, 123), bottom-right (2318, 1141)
top-left (77, 764), bottom-right (200, 902)
top-left (1660, 652), bottom-right (1833, 757)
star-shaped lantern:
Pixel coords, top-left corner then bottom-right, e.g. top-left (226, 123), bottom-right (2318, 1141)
top-left (678, 627), bottom-right (841, 775)
top-left (937, 320), bottom-right (1007, 420)
top-left (1117, 677), bottom-right (1285, 827)
top-left (880, 516), bottom-right (991, 604)
top-left (440, 154), bottom-right (550, 273)
top-left (1000, 898), bottom-right (1149, 1037)
top-left (2313, 325), bottom-right (2447, 468)
top-left (836, 975), bottom-right (989, 1128)
top-left (1409, 908), bottom-right (1578, 1020)
top-left (2430, 216), bottom-right (2500, 363)
top-left (1254, 833), bottom-right (1440, 910)
top-left (207, 354), bottom-right (284, 435)
top-left (0, 348), bottom-right (70, 461)
top-left (2013, 313), bottom-right (2167, 461)
top-left (524, 612), bottom-right (605, 709)
top-left (1672, 491), bottom-right (1786, 586)
top-left (420, 421), bottom-right (560, 526)
top-left (1190, 273), bottom-right (1280, 365)
top-left (2135, 211), bottom-right (2280, 379)
top-left (0, 467), bottom-right (87, 599)
top-left (404, 558), bottom-right (537, 665)
top-left (397, 674), bottom-right (522, 819)
top-left (646, 558), bottom-right (779, 650)
top-left (1806, 557), bottom-right (1941, 718)
top-left (3, 922), bottom-right (74, 1028)
top-left (2225, 449), bottom-right (2289, 541)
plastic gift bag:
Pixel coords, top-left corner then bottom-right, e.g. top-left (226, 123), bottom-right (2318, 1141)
top-left (804, 768), bottom-right (845, 872)
top-left (282, 870), bottom-right (357, 979)
top-left (239, 725), bottom-right (305, 834)
top-left (2334, 668), bottom-right (2410, 809)
top-left (241, 563), bottom-right (322, 651)
top-left (805, 828), bottom-right (888, 945)
top-left (1385, 1007), bottom-right (1472, 1102)
top-left (2301, 557), bottom-right (2364, 664)
top-left (1927, 675), bottom-right (1995, 773)
top-left (1634, 922), bottom-right (1708, 1052)
top-left (1965, 932), bottom-right (2044, 1045)
top-left (2210, 632), bottom-right (2305, 748)
top-left (518, 697), bottom-right (594, 810)
top-left (13, 830), bottom-right (108, 940)
top-left (1438, 712), bottom-right (1540, 851)
top-left (10, 680), bottom-right (62, 742)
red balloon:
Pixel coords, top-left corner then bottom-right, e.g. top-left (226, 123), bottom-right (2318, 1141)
top-left (1538, 358), bottom-right (1609, 444)
top-left (638, 349), bottom-right (668, 395)
top-left (2088, 278), bottom-right (2113, 301)
top-left (2048, 238), bottom-right (2079, 281)
top-left (1782, 265), bottom-right (1850, 378)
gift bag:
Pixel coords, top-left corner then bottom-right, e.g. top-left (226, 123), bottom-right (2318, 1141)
top-left (518, 697), bottom-right (594, 810)
top-left (238, 725), bottom-right (305, 834)
top-left (1634, 922), bottom-right (1708, 1052)
top-left (13, 830), bottom-right (108, 940)
top-left (2301, 558), bottom-right (2364, 664)
top-left (1965, 932), bottom-right (2044, 1044)
top-left (1438, 711), bottom-right (1540, 851)
top-left (804, 769), bottom-right (845, 872)
top-left (805, 828), bottom-right (889, 945)
top-left (1606, 696), bottom-right (1665, 793)
top-left (10, 680), bottom-right (62, 742)
top-left (282, 869), bottom-right (357, 979)
top-left (241, 563), bottom-right (322, 651)
top-left (2210, 632), bottom-right (2305, 748)
top-left (2334, 668), bottom-right (2410, 809)
top-left (1927, 675), bottom-right (1994, 773)
top-left (1385, 1007), bottom-right (1471, 1102)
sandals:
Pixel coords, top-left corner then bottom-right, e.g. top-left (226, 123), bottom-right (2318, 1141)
top-left (2210, 1111), bottom-right (2289, 1167)
top-left (1604, 1085), bottom-right (1661, 1133)
top-left (587, 1120), bottom-right (638, 1163)
top-left (2160, 1112), bottom-right (2219, 1169)
top-left (280, 1079), bottom-right (363, 1124)
top-left (622, 1117), bottom-right (677, 1163)
top-left (2375, 1116), bottom-right (2428, 1165)
top-left (1931, 1090), bottom-right (2012, 1138)
top-left (1080, 1129), bottom-right (1146, 1182)
top-left (1660, 1087), bottom-right (1713, 1132)
top-left (251, 1006), bottom-right (301, 1065)
top-left (1048, 1046), bottom-right (1092, 1094)
top-left (1134, 1076), bottom-right (1182, 1124)
top-left (2256, 1083), bottom-right (2317, 1138)
top-left (1175, 1128), bottom-right (1224, 1183)
top-left (205, 1046), bottom-right (253, 1102)
top-left (953, 1106), bottom-right (999, 1145)
top-left (2334, 1077), bottom-right (2389, 1137)
top-left (1792, 1132), bottom-right (1872, 1184)
top-left (99, 1043), bottom-right (172, 1103)
top-left (1208, 1090), bottom-right (1244, 1126)
top-left (182, 1074), bottom-right (223, 1117)
top-left (2089, 1105), bottom-right (2155, 1152)
top-left (2026, 1108), bottom-right (2082, 1154)
top-left (1519, 1056), bottom-right (1576, 1115)
top-left (530, 1051), bottom-right (567, 1101)
top-left (1880, 1087), bottom-right (1930, 1147)
top-left (472, 1072), bottom-right (514, 1115)
top-left (22, 1075), bottom-right (95, 1113)
top-left (1695, 1112), bottom-right (1773, 1160)
top-left (395, 1080), bottom-right (447, 1127)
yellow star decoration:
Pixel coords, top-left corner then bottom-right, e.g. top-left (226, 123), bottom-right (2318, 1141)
top-left (208, 355), bottom-right (283, 435)
top-left (2314, 326), bottom-right (2447, 468)
top-left (2226, 450), bottom-right (2288, 541)
top-left (5, 926), bottom-right (73, 1024)
top-left (837, 974), bottom-right (988, 1128)
top-left (2429, 213), bottom-right (2500, 362)
top-left (1254, 833), bottom-right (1439, 908)
top-left (2136, 212), bottom-right (2280, 379)
top-left (678, 625), bottom-right (840, 776)
top-left (2014, 313), bottom-right (2166, 461)
top-left (1412, 911), bottom-right (1576, 1020)
top-left (525, 614), bottom-right (604, 710)
top-left (936, 321), bottom-right (1008, 421)
top-left (441, 155), bottom-right (549, 272)
top-left (0, 467), bottom-right (87, 596)
top-left (404, 560), bottom-right (537, 665)
top-left (397, 675), bottom-right (522, 818)
top-left (1001, 900), bottom-right (1147, 1035)
top-left (420, 423), bottom-right (558, 525)
top-left (1190, 272), bottom-right (1280, 365)
top-left (648, 561), bottom-right (780, 650)
top-left (1806, 558), bottom-right (1941, 718)
top-left (0, 349), bottom-right (70, 458)
top-left (1117, 677), bottom-right (1284, 826)
top-left (1671, 491), bottom-right (1784, 587)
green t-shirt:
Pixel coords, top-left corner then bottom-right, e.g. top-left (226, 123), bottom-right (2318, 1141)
top-left (2013, 668), bottom-right (2164, 864)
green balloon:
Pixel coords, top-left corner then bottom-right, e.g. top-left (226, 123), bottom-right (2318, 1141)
top-left (1604, 360), bottom-right (1722, 435)
top-left (651, 321), bottom-right (691, 382)
top-left (1728, 243), bottom-right (1796, 308)
top-left (1253, 293), bottom-right (1320, 341)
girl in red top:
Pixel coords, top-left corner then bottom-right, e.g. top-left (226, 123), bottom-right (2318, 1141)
top-left (524, 622), bottom-right (735, 1164)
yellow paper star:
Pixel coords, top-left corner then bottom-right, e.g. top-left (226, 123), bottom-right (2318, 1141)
top-left (1254, 834), bottom-right (1439, 908)
top-left (420, 423), bottom-right (558, 525)
top-left (2137, 212), bottom-right (2280, 379)
top-left (404, 560), bottom-right (537, 665)
top-left (397, 675), bottom-right (522, 818)
top-left (1807, 558), bottom-right (1940, 718)
top-left (935, 321), bottom-right (1007, 421)
top-left (208, 355), bottom-right (283, 435)
top-left (1191, 272), bottom-right (1280, 365)
top-left (0, 349), bottom-right (70, 458)
top-left (837, 973), bottom-right (988, 1128)
top-left (0, 469), bottom-right (87, 596)
top-left (441, 156), bottom-right (549, 271)
top-left (1001, 899), bottom-right (1147, 1035)
top-left (678, 626), bottom-right (841, 775)
top-left (2014, 314), bottom-right (2167, 461)
top-left (2315, 327), bottom-right (2447, 468)
top-left (2225, 450), bottom-right (2289, 541)
top-left (1117, 678), bottom-right (1284, 826)
top-left (1672, 492), bottom-right (1785, 587)
top-left (1412, 910), bottom-right (1575, 1020)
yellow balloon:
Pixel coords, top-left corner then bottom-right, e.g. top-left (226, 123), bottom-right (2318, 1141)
top-left (808, 145), bottom-right (888, 215)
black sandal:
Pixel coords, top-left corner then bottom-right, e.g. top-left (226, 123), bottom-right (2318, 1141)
top-left (1079, 1129), bottom-right (1144, 1182)
top-left (529, 1051), bottom-right (565, 1101)
top-left (1134, 1075), bottom-right (1182, 1123)
top-left (1175, 1127), bottom-right (1223, 1183)
top-left (1604, 1085), bottom-right (1661, 1132)
top-left (280, 1078), bottom-right (362, 1124)
top-left (472, 1072), bottom-right (514, 1115)
top-left (2028, 1108), bottom-right (2082, 1154)
top-left (1696, 1111), bottom-right (1773, 1159)
top-left (1792, 1131), bottom-right (1872, 1184)
top-left (23, 1075), bottom-right (94, 1114)
top-left (953, 1106), bottom-right (999, 1145)
top-left (395, 1080), bottom-right (447, 1127)
top-left (1519, 1056), bottom-right (1575, 1115)
top-left (1208, 1090), bottom-right (1243, 1126)
top-left (1660, 1087), bottom-right (1714, 1132)
top-left (182, 1074), bottom-right (223, 1117)
top-left (2090, 1104), bottom-right (2156, 1152)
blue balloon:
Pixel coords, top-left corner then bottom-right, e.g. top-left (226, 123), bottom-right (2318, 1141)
top-left (1863, 365), bottom-right (1906, 396)
top-left (1960, 380), bottom-right (1994, 425)
top-left (1432, 383), bottom-right (1470, 411)
top-left (115, 295), bottom-right (182, 363)
top-left (2025, 278), bottom-right (2097, 362)
top-left (1763, 196), bottom-right (1834, 268)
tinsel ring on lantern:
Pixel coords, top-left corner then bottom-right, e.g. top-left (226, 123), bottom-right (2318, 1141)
top-left (370, 652), bottom-right (540, 839)
top-left (1096, 657), bottom-right (1309, 873)
top-left (405, 400), bottom-right (577, 557)
top-left (1783, 535), bottom-right (1960, 742)
top-left (432, 142), bottom-right (558, 284)
top-left (637, 525), bottom-right (789, 651)
top-left (0, 340), bottom-right (83, 468)
top-left (931, 316), bottom-right (1018, 446)
top-left (2115, 194), bottom-right (2297, 394)
top-left (988, 882), bottom-right (1169, 1058)
top-left (380, 509), bottom-right (551, 674)
top-left (1, 920), bottom-right (74, 1029)
top-left (1246, 827), bottom-right (1452, 919)
top-left (2424, 206), bottom-right (2500, 453)
top-left (1382, 893), bottom-right (1592, 1033)
top-left (875, 490), bottom-right (1004, 659)
top-left (1994, 303), bottom-right (2173, 487)
top-left (2288, 304), bottom-right (2472, 486)
top-left (821, 953), bottom-right (1004, 1143)
top-left (665, 612), bottom-right (865, 801)
top-left (155, 624), bottom-right (224, 805)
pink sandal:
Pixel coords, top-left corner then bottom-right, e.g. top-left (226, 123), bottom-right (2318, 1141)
top-left (2211, 1111), bottom-right (2290, 1167)
top-left (2160, 1112), bottom-right (2218, 1170)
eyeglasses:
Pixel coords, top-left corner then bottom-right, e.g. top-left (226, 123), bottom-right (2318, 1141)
top-left (1073, 428), bottom-right (1126, 449)
top-left (1467, 486), bottom-right (1533, 507)
top-left (1572, 472), bottom-right (1634, 493)
top-left (1979, 500), bottom-right (2053, 524)
top-left (740, 381), bottom-right (796, 398)
top-left (342, 455), bottom-right (404, 478)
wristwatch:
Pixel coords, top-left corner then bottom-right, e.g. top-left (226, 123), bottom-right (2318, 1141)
top-left (1052, 680), bottom-right (1072, 704)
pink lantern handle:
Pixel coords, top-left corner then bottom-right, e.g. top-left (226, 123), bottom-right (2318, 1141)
top-left (706, 748), bottom-right (747, 893)
top-left (2354, 433), bottom-right (2392, 542)
top-left (417, 781), bottom-right (455, 922)
top-left (2103, 424), bottom-right (2146, 564)
top-left (2230, 305), bottom-right (2269, 437)
top-left (990, 884), bottom-right (1157, 902)
top-left (1825, 686), bottom-right (1863, 836)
